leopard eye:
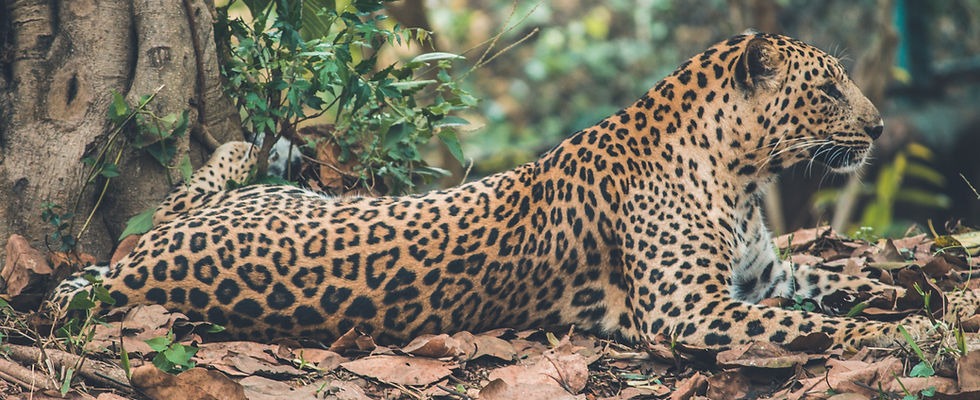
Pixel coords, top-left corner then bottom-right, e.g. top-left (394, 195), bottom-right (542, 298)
top-left (818, 82), bottom-right (844, 101)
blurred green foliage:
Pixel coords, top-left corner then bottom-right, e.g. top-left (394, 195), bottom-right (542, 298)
top-left (813, 143), bottom-right (950, 237)
top-left (424, 0), bottom-right (980, 230)
top-left (216, 0), bottom-right (475, 194)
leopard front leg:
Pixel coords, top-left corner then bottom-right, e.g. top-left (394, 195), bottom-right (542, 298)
top-left (622, 254), bottom-right (934, 349)
top-left (791, 263), bottom-right (980, 325)
top-left (618, 210), bottom-right (935, 350)
top-left (728, 205), bottom-right (904, 307)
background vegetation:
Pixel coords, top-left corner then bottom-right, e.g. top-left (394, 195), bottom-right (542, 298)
top-left (382, 0), bottom-right (980, 236)
top-left (218, 0), bottom-right (980, 237)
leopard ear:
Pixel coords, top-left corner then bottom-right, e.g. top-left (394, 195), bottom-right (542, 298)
top-left (735, 36), bottom-right (784, 92)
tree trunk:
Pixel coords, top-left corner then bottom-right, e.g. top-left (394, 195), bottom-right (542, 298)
top-left (0, 0), bottom-right (241, 268)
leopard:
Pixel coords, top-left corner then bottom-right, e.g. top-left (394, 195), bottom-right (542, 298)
top-left (52, 32), bottom-right (979, 350)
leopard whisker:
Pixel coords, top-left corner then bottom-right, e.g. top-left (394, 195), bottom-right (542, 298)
top-left (759, 139), bottom-right (833, 169)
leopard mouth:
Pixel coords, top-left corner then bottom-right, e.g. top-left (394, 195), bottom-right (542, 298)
top-left (810, 141), bottom-right (869, 171)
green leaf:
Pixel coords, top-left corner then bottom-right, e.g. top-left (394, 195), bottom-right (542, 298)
top-left (414, 165), bottom-right (451, 178)
top-left (160, 113), bottom-right (178, 126)
top-left (459, 93), bottom-right (479, 107)
top-left (61, 368), bottom-right (74, 395)
top-left (910, 361), bottom-right (935, 377)
top-left (92, 284), bottom-right (117, 306)
top-left (120, 339), bottom-right (132, 379)
top-left (144, 336), bottom-right (170, 352)
top-left (163, 344), bottom-right (197, 369)
top-left (545, 332), bottom-right (560, 347)
top-left (143, 142), bottom-right (177, 165)
top-left (411, 52), bottom-right (465, 63)
top-left (617, 373), bottom-right (653, 380)
top-left (100, 163), bottom-right (121, 178)
top-left (67, 292), bottom-right (96, 312)
top-left (845, 302), bottom-right (868, 317)
top-left (151, 352), bottom-right (174, 372)
top-left (389, 79), bottom-right (438, 91)
top-left (109, 91), bottom-right (130, 123)
top-left (177, 154), bottom-right (194, 183)
top-left (383, 123), bottom-right (412, 149)
top-left (171, 110), bottom-right (189, 138)
top-left (438, 130), bottom-right (465, 164)
top-left (898, 324), bottom-right (929, 365)
top-left (119, 208), bottom-right (156, 240)
top-left (433, 116), bottom-right (470, 128)
top-left (921, 386), bottom-right (936, 397)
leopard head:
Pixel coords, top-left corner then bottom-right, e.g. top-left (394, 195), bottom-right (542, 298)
top-left (735, 33), bottom-right (884, 174)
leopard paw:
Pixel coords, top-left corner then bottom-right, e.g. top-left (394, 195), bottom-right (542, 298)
top-left (945, 288), bottom-right (980, 325)
top-left (847, 316), bottom-right (935, 349)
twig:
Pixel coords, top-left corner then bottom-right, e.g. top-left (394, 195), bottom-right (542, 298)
top-left (387, 381), bottom-right (423, 399)
top-left (962, 173), bottom-right (980, 199)
top-left (5, 343), bottom-right (133, 393)
top-left (0, 358), bottom-right (57, 392)
top-left (459, 1), bottom-right (540, 79)
top-left (458, 157), bottom-right (474, 186)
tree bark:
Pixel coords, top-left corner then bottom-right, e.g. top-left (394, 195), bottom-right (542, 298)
top-left (0, 0), bottom-right (241, 269)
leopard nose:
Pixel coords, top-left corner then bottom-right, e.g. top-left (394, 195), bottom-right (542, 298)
top-left (864, 124), bottom-right (883, 140)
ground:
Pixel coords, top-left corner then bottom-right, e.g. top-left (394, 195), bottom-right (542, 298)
top-left (0, 226), bottom-right (979, 400)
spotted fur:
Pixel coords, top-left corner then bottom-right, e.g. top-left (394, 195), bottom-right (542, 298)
top-left (52, 33), bottom-right (977, 349)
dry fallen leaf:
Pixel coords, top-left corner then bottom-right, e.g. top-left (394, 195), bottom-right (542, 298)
top-left (195, 341), bottom-right (301, 378)
top-left (479, 378), bottom-right (581, 400)
top-left (130, 365), bottom-right (246, 400)
top-left (716, 341), bottom-right (814, 369)
top-left (341, 355), bottom-right (455, 386)
top-left (776, 357), bottom-right (903, 399)
top-left (453, 331), bottom-right (518, 361)
top-left (704, 370), bottom-right (750, 400)
top-left (96, 393), bottom-right (133, 400)
top-left (48, 251), bottom-right (98, 270)
top-left (784, 331), bottom-right (833, 353)
top-left (281, 346), bottom-right (347, 371)
top-left (773, 226), bottom-right (835, 250)
top-left (311, 378), bottom-right (373, 400)
top-left (884, 376), bottom-right (958, 395)
top-left (825, 393), bottom-right (870, 400)
top-left (958, 350), bottom-right (980, 392)
top-left (670, 372), bottom-right (708, 400)
top-left (86, 304), bottom-right (186, 354)
top-left (111, 235), bottom-right (141, 266)
top-left (401, 333), bottom-right (464, 358)
top-left (508, 338), bottom-right (553, 360)
top-left (874, 239), bottom-right (906, 263)
top-left (237, 375), bottom-right (369, 400)
top-left (962, 314), bottom-right (980, 332)
top-left (896, 268), bottom-right (947, 316)
top-left (2, 234), bottom-right (52, 297)
top-left (329, 328), bottom-right (377, 354)
top-left (487, 351), bottom-right (589, 394)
